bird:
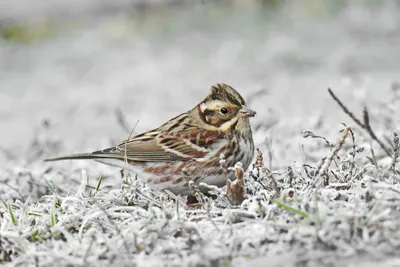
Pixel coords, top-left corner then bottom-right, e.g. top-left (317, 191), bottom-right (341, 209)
top-left (45, 83), bottom-right (256, 195)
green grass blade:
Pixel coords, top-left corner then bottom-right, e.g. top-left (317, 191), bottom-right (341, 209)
top-left (271, 199), bottom-right (309, 218)
top-left (50, 202), bottom-right (56, 227)
top-left (95, 175), bottom-right (104, 192)
top-left (44, 178), bottom-right (55, 194)
top-left (8, 202), bottom-right (18, 226)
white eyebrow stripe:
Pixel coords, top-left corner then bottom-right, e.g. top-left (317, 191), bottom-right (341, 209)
top-left (202, 100), bottom-right (226, 111)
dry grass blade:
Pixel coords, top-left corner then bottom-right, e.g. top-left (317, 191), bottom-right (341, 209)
top-left (322, 125), bottom-right (352, 176)
top-left (302, 130), bottom-right (332, 148)
top-left (124, 119), bottom-right (140, 171)
top-left (307, 125), bottom-right (353, 192)
top-left (164, 189), bottom-right (186, 206)
top-left (383, 132), bottom-right (399, 177)
top-left (327, 88), bottom-right (364, 128)
top-left (362, 107), bottom-right (391, 156)
top-left (265, 167), bottom-right (280, 196)
top-left (393, 132), bottom-right (400, 172)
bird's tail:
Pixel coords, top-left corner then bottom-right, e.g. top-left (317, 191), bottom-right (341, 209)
top-left (44, 148), bottom-right (124, 162)
top-left (44, 153), bottom-right (101, 161)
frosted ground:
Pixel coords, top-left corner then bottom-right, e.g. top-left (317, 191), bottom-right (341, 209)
top-left (1, 0), bottom-right (400, 266)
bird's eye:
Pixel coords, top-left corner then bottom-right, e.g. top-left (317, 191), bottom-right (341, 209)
top-left (220, 107), bottom-right (228, 114)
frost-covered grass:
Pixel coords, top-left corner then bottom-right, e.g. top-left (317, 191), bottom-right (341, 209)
top-left (1, 87), bottom-right (400, 267)
top-left (1, 1), bottom-right (400, 266)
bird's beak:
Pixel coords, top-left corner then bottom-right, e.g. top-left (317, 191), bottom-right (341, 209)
top-left (239, 106), bottom-right (256, 118)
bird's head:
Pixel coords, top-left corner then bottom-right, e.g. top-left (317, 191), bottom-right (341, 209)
top-left (197, 83), bottom-right (256, 133)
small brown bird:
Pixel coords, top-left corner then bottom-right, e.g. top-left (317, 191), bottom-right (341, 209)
top-left (45, 83), bottom-right (256, 195)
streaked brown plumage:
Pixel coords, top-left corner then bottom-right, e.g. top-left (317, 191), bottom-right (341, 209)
top-left (45, 83), bottom-right (256, 195)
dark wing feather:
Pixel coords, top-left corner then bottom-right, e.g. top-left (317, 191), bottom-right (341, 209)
top-left (109, 135), bottom-right (183, 162)
top-left (112, 131), bottom-right (209, 162)
top-left (45, 130), bottom-right (216, 163)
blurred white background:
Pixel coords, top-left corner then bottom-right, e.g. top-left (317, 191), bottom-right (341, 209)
top-left (1, 0), bottom-right (400, 165)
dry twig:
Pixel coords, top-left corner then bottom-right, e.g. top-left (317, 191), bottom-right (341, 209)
top-left (328, 88), bottom-right (391, 156)
top-left (226, 163), bottom-right (245, 205)
top-left (115, 109), bottom-right (131, 134)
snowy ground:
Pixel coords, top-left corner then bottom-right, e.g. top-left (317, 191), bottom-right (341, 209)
top-left (1, 1), bottom-right (400, 266)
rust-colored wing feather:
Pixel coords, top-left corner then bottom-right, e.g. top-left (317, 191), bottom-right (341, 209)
top-left (110, 131), bottom-right (209, 162)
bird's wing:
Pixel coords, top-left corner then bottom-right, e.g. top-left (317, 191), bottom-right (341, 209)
top-left (110, 129), bottom-right (223, 162)
top-left (45, 129), bottom-right (225, 163)
top-left (85, 128), bottom-right (224, 162)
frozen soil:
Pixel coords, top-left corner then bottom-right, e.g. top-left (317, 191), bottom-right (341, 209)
top-left (1, 1), bottom-right (400, 266)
